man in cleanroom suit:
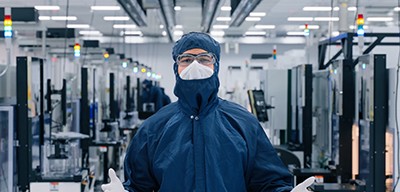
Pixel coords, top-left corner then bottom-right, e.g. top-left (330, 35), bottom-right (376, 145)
top-left (141, 79), bottom-right (163, 112)
top-left (102, 32), bottom-right (314, 192)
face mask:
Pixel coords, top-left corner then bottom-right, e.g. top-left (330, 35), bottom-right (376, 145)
top-left (179, 60), bottom-right (214, 80)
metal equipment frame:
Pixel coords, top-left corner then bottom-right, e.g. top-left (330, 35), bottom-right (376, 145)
top-left (318, 32), bottom-right (398, 186)
top-left (357, 54), bottom-right (388, 192)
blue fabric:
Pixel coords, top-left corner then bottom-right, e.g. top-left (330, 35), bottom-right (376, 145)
top-left (124, 101), bottom-right (293, 192)
top-left (124, 32), bottom-right (293, 192)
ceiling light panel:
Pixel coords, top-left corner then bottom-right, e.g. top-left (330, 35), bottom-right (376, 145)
top-left (39, 16), bottom-right (51, 20)
top-left (287, 17), bottom-right (313, 21)
top-left (331, 31), bottom-right (340, 36)
top-left (303, 6), bottom-right (357, 11)
top-left (123, 31), bottom-right (143, 35)
top-left (113, 24), bottom-right (136, 29)
top-left (347, 7), bottom-right (357, 11)
top-left (174, 6), bottom-right (181, 11)
top-left (366, 17), bottom-right (393, 21)
top-left (213, 25), bottom-right (229, 29)
top-left (299, 25), bottom-right (319, 29)
top-left (210, 30), bottom-right (225, 36)
top-left (51, 16), bottom-right (77, 21)
top-left (245, 31), bottom-right (266, 35)
top-left (287, 31), bottom-right (306, 35)
top-left (221, 6), bottom-right (231, 11)
top-left (314, 17), bottom-right (339, 21)
top-left (104, 16), bottom-right (130, 21)
top-left (174, 30), bottom-right (184, 36)
top-left (91, 6), bottom-right (121, 11)
top-left (245, 17), bottom-right (262, 21)
top-left (349, 25), bottom-right (369, 29)
top-left (249, 12), bottom-right (266, 17)
top-left (79, 31), bottom-right (102, 35)
top-left (216, 17), bottom-right (231, 21)
top-left (34, 6), bottom-right (60, 10)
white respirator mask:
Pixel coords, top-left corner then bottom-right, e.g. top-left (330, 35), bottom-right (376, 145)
top-left (179, 60), bottom-right (214, 80)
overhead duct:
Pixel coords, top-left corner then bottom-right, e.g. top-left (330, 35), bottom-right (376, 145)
top-left (201, 0), bottom-right (222, 33)
top-left (158, 0), bottom-right (175, 42)
top-left (229, 0), bottom-right (262, 27)
top-left (117, 0), bottom-right (147, 27)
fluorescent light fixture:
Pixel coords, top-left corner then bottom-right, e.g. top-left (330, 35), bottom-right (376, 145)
top-left (332, 31), bottom-right (340, 36)
top-left (286, 31), bottom-right (306, 36)
top-left (299, 25), bottom-right (319, 29)
top-left (304, 6), bottom-right (356, 11)
top-left (347, 7), bottom-right (357, 11)
top-left (303, 6), bottom-right (332, 11)
top-left (287, 17), bottom-right (313, 21)
top-left (245, 17), bottom-right (261, 21)
top-left (213, 25), bottom-right (229, 29)
top-left (394, 7), bottom-right (400, 11)
top-left (216, 17), bottom-right (231, 21)
top-left (254, 25), bottom-right (275, 29)
top-left (210, 30), bottom-right (225, 36)
top-left (104, 16), bottom-right (129, 21)
top-left (123, 31), bottom-right (143, 35)
top-left (175, 25), bottom-right (183, 29)
top-left (51, 16), bottom-right (77, 21)
top-left (314, 17), bottom-right (339, 21)
top-left (39, 16), bottom-right (51, 21)
top-left (67, 24), bottom-right (90, 28)
top-left (162, 31), bottom-right (167, 36)
top-left (367, 17), bottom-right (393, 22)
top-left (174, 6), bottom-right (181, 11)
top-left (245, 31), bottom-right (266, 35)
top-left (249, 12), bottom-right (266, 17)
top-left (221, 6), bottom-right (231, 11)
top-left (79, 30), bottom-right (102, 35)
top-left (91, 6), bottom-right (120, 11)
top-left (160, 24), bottom-right (164, 29)
top-left (350, 25), bottom-right (368, 29)
top-left (113, 24), bottom-right (136, 29)
top-left (34, 6), bottom-right (60, 10)
top-left (174, 30), bottom-right (184, 36)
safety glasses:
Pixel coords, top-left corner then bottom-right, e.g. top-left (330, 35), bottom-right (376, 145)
top-left (176, 52), bottom-right (216, 66)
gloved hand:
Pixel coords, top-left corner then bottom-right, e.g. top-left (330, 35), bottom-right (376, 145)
top-left (101, 168), bottom-right (127, 192)
top-left (290, 176), bottom-right (315, 192)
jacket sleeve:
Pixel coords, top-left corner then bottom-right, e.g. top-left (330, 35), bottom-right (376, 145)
top-left (247, 125), bottom-right (294, 192)
top-left (123, 126), bottom-right (157, 192)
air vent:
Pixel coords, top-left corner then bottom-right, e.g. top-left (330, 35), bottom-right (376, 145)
top-left (0, 7), bottom-right (39, 22)
top-left (228, 66), bottom-right (241, 70)
top-left (36, 28), bottom-right (75, 38)
top-left (83, 40), bottom-right (100, 48)
top-left (251, 54), bottom-right (273, 60)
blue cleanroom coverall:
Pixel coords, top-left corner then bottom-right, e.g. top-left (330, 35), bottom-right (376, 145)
top-left (124, 32), bottom-right (293, 192)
